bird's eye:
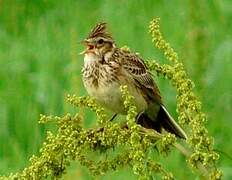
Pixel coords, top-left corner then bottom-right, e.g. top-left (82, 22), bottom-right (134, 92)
top-left (98, 39), bottom-right (104, 44)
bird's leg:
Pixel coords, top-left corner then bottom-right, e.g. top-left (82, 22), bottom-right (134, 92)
top-left (109, 113), bottom-right (118, 121)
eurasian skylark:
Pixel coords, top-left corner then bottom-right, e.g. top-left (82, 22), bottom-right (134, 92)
top-left (81, 23), bottom-right (187, 139)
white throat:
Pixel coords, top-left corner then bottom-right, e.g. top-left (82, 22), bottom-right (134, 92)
top-left (84, 50), bottom-right (113, 65)
top-left (84, 53), bottom-right (99, 65)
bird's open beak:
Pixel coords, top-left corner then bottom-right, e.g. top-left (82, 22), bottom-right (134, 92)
top-left (79, 50), bottom-right (86, 55)
top-left (79, 39), bottom-right (95, 55)
top-left (79, 39), bottom-right (88, 55)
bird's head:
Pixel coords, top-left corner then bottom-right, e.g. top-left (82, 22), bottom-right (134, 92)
top-left (81, 22), bottom-right (115, 57)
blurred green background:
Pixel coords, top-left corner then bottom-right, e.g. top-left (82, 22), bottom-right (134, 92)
top-left (0, 0), bottom-right (231, 179)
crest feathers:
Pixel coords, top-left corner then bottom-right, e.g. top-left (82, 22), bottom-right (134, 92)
top-left (87, 22), bottom-right (113, 41)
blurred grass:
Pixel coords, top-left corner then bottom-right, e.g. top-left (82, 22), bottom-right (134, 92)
top-left (0, 0), bottom-right (231, 179)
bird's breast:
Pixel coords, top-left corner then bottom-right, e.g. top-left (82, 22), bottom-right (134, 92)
top-left (82, 54), bottom-right (147, 114)
top-left (82, 54), bottom-right (125, 113)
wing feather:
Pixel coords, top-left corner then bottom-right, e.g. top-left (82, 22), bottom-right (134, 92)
top-left (113, 49), bottom-right (162, 104)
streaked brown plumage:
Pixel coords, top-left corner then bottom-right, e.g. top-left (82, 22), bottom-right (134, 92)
top-left (81, 23), bottom-right (187, 139)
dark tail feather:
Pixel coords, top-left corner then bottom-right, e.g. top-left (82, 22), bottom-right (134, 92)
top-left (136, 106), bottom-right (187, 139)
top-left (158, 105), bottom-right (187, 139)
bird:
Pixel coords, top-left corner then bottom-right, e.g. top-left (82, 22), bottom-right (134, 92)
top-left (81, 22), bottom-right (187, 139)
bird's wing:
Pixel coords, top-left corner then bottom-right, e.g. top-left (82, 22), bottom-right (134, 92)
top-left (114, 49), bottom-right (162, 104)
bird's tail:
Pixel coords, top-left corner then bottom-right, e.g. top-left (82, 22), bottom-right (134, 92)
top-left (136, 105), bottom-right (187, 139)
top-left (158, 105), bottom-right (187, 139)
